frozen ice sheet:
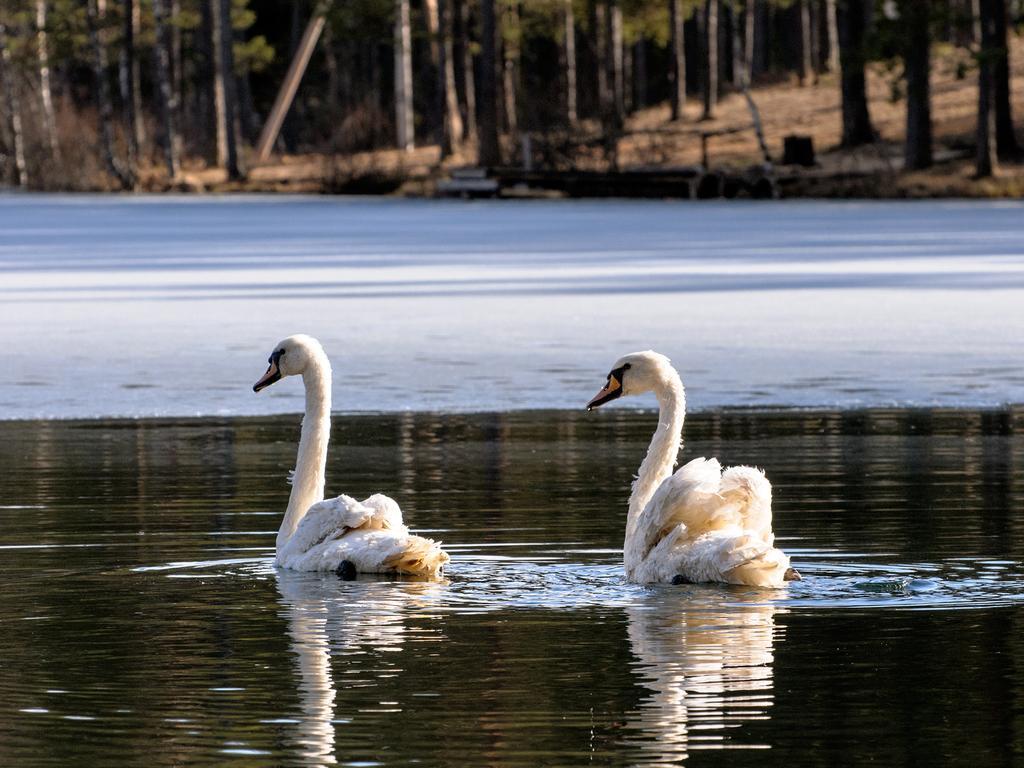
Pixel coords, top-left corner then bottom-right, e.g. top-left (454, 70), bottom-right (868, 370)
top-left (2, 195), bottom-right (1023, 419)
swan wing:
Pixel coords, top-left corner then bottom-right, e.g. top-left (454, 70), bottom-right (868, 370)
top-left (359, 493), bottom-right (407, 532)
top-left (277, 494), bottom-right (375, 562)
top-left (643, 524), bottom-right (791, 587)
top-left (283, 529), bottom-right (450, 577)
top-left (635, 457), bottom-right (728, 559)
top-left (718, 465), bottom-right (774, 542)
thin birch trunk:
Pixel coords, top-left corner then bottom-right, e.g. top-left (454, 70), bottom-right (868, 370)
top-left (0, 23), bottom-right (28, 188)
top-left (502, 0), bottom-right (519, 135)
top-left (702, 0), bottom-right (718, 119)
top-left (35, 0), bottom-right (60, 162)
top-left (457, 0), bottom-right (478, 145)
top-left (210, 0), bottom-right (227, 164)
top-left (394, 0), bottom-right (414, 151)
top-left (214, 0), bottom-right (242, 178)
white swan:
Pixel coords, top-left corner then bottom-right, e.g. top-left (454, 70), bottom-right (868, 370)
top-left (586, 351), bottom-right (798, 587)
top-left (254, 334), bottom-right (449, 578)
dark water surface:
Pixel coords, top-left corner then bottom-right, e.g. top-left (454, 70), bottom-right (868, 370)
top-left (2, 408), bottom-right (1024, 766)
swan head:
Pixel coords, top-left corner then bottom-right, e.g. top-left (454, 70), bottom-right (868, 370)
top-left (253, 334), bottom-right (327, 392)
top-left (586, 351), bottom-right (674, 409)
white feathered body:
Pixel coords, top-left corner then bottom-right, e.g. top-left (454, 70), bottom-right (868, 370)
top-left (627, 458), bottom-right (791, 587)
top-left (260, 335), bottom-right (449, 580)
top-left (604, 351), bottom-right (793, 589)
top-left (275, 493), bottom-right (449, 578)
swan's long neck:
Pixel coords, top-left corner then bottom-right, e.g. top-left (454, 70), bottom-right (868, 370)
top-left (626, 371), bottom-right (686, 547)
top-left (277, 354), bottom-right (332, 550)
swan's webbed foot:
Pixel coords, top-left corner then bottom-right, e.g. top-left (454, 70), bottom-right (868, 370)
top-left (784, 567), bottom-right (802, 582)
top-left (671, 574), bottom-right (695, 585)
top-left (336, 560), bottom-right (358, 581)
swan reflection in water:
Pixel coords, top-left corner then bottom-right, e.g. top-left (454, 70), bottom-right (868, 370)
top-left (624, 590), bottom-right (782, 763)
top-left (274, 571), bottom-right (445, 766)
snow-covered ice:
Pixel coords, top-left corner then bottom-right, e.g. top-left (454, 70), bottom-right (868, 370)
top-left (2, 195), bottom-right (1023, 419)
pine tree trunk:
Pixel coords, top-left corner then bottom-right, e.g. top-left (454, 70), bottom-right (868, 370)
top-left (119, 0), bottom-right (140, 167)
top-left (798, 0), bottom-right (813, 85)
top-left (991, 0), bottom-right (1018, 158)
top-left (745, 0), bottom-right (756, 80)
top-left (440, 0), bottom-right (464, 149)
top-left (86, 0), bottom-right (136, 188)
top-left (836, 0), bottom-right (874, 146)
top-left (731, 1), bottom-right (743, 89)
top-left (153, 0), bottom-right (180, 179)
top-left (502, 1), bottom-right (519, 135)
top-left (634, 38), bottom-right (647, 109)
top-left (825, 0), bottom-right (839, 72)
top-left (903, 0), bottom-right (932, 170)
top-left (609, 0), bottom-right (624, 123)
top-left (0, 22), bottom-right (28, 188)
top-left (209, 0), bottom-right (227, 164)
top-left (477, 0), bottom-right (501, 164)
top-left (425, 0), bottom-right (463, 154)
top-left (702, 0), bottom-right (718, 119)
top-left (424, 0), bottom-right (447, 152)
top-left (457, 0), bottom-right (478, 145)
top-left (977, 0), bottom-right (999, 175)
top-left (669, 0), bottom-right (686, 119)
top-left (563, 0), bottom-right (578, 125)
top-left (171, 0), bottom-right (183, 139)
top-left (394, 0), bottom-right (414, 151)
top-left (213, 0), bottom-right (242, 178)
top-left (35, 0), bottom-right (60, 162)
top-left (594, 1), bottom-right (611, 117)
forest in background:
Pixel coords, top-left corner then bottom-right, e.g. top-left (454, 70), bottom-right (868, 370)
top-left (0, 0), bottom-right (1021, 193)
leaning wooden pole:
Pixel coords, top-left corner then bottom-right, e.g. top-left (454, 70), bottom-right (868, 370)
top-left (255, 6), bottom-right (329, 163)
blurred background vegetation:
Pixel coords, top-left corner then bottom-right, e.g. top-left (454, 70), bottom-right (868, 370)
top-left (0, 0), bottom-right (1020, 192)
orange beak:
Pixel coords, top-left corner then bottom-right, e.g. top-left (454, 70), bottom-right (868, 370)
top-left (587, 373), bottom-right (623, 410)
top-left (253, 358), bottom-right (282, 392)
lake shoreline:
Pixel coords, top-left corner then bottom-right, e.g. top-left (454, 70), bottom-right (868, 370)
top-left (3, 404), bottom-right (1021, 427)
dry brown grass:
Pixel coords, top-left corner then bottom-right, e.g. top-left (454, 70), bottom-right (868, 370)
top-left (617, 36), bottom-right (1024, 197)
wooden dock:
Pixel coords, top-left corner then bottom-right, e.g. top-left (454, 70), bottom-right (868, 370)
top-left (437, 166), bottom-right (778, 200)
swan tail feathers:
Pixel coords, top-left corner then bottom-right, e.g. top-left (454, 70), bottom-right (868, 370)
top-left (720, 533), bottom-right (791, 587)
top-left (383, 535), bottom-right (450, 578)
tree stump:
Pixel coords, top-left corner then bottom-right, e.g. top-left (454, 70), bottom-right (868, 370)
top-left (783, 135), bottom-right (815, 166)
